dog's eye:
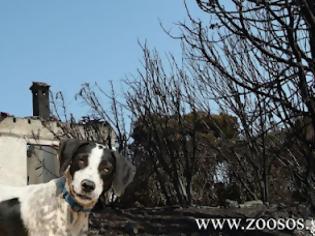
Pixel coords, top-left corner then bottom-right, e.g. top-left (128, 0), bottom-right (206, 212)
top-left (103, 167), bottom-right (110, 173)
top-left (101, 167), bottom-right (112, 175)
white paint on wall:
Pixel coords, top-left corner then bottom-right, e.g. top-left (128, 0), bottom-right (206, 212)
top-left (0, 136), bottom-right (27, 186)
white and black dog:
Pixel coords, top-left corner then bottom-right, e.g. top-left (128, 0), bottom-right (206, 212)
top-left (0, 139), bottom-right (136, 236)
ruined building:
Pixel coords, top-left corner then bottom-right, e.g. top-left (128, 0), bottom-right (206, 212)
top-left (0, 82), bottom-right (116, 186)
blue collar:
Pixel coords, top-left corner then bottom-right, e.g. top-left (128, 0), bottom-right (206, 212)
top-left (57, 178), bottom-right (93, 213)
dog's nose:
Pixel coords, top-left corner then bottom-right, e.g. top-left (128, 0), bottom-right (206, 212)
top-left (81, 179), bottom-right (95, 193)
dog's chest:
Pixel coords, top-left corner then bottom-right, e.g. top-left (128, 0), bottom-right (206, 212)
top-left (20, 182), bottom-right (89, 236)
top-left (25, 198), bottom-right (88, 236)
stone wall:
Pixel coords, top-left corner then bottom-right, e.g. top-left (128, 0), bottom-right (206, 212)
top-left (0, 116), bottom-right (61, 186)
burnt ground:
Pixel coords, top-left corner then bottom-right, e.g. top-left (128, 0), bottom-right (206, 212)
top-left (88, 204), bottom-right (314, 235)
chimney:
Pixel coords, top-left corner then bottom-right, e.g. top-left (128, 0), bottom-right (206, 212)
top-left (30, 82), bottom-right (50, 119)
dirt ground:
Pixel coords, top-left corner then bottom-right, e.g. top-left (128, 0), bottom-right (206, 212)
top-left (88, 204), bottom-right (313, 235)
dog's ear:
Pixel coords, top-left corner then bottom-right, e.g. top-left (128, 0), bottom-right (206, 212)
top-left (111, 151), bottom-right (136, 197)
top-left (59, 139), bottom-right (88, 176)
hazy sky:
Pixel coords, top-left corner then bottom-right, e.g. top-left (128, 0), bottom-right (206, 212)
top-left (0, 1), bottom-right (201, 118)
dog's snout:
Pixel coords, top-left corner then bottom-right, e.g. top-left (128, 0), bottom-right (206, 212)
top-left (81, 179), bottom-right (95, 192)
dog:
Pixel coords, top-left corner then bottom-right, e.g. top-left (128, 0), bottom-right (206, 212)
top-left (0, 139), bottom-right (136, 236)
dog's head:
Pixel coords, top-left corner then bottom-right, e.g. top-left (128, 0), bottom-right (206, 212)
top-left (58, 139), bottom-right (135, 206)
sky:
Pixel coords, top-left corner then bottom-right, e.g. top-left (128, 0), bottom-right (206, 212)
top-left (0, 0), bottom-right (202, 119)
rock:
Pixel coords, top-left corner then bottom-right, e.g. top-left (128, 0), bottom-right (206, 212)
top-left (240, 200), bottom-right (264, 208)
top-left (224, 199), bottom-right (239, 208)
top-left (134, 201), bottom-right (144, 208)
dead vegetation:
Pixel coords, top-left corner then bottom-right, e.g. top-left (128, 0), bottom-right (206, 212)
top-left (48, 1), bottom-right (315, 234)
